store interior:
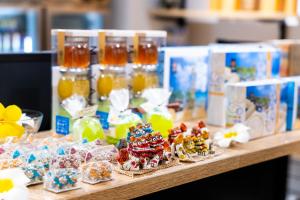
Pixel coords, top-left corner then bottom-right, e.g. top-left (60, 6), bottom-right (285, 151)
top-left (0, 0), bottom-right (300, 200)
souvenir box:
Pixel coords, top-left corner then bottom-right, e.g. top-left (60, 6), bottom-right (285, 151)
top-left (159, 46), bottom-right (209, 121)
top-left (207, 44), bottom-right (281, 126)
top-left (226, 79), bottom-right (296, 139)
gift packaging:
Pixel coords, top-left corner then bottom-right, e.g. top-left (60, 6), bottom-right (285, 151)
top-left (51, 29), bottom-right (98, 136)
top-left (225, 79), bottom-right (296, 139)
top-left (207, 44), bottom-right (281, 126)
top-left (159, 46), bottom-right (209, 121)
top-left (269, 40), bottom-right (300, 77)
top-left (44, 154), bottom-right (81, 193)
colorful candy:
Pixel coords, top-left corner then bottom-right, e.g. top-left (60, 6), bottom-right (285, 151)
top-left (117, 123), bottom-right (172, 171)
top-left (82, 161), bottom-right (112, 184)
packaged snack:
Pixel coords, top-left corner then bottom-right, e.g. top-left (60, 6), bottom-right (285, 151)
top-left (116, 123), bottom-right (175, 176)
top-left (226, 79), bottom-right (296, 139)
top-left (169, 121), bottom-right (214, 162)
top-left (44, 154), bottom-right (81, 193)
top-left (159, 46), bottom-right (209, 121)
top-left (207, 44), bottom-right (281, 126)
top-left (140, 88), bottom-right (173, 138)
top-left (44, 168), bottom-right (80, 193)
top-left (84, 145), bottom-right (118, 163)
top-left (81, 161), bottom-right (112, 184)
top-left (105, 89), bottom-right (142, 144)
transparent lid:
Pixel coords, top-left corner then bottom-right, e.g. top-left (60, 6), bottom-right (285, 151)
top-left (51, 29), bottom-right (97, 37)
top-left (97, 29), bottom-right (135, 38)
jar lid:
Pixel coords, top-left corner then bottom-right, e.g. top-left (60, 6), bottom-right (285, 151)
top-left (52, 29), bottom-right (97, 37)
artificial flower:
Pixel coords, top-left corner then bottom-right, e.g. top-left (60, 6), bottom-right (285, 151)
top-left (214, 123), bottom-right (250, 148)
top-left (0, 103), bottom-right (24, 142)
top-left (0, 168), bottom-right (30, 200)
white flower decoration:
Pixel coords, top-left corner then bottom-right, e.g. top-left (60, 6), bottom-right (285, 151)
top-left (0, 168), bottom-right (30, 200)
top-left (214, 124), bottom-right (250, 148)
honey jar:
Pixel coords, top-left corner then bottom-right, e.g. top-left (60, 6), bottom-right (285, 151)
top-left (98, 30), bottom-right (134, 67)
top-left (64, 37), bottom-right (90, 69)
top-left (52, 29), bottom-right (96, 71)
top-left (133, 30), bottom-right (167, 66)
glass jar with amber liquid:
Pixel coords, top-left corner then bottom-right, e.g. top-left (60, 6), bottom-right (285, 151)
top-left (101, 37), bottom-right (128, 67)
top-left (63, 37), bottom-right (90, 70)
top-left (135, 38), bottom-right (158, 65)
top-left (57, 72), bottom-right (90, 102)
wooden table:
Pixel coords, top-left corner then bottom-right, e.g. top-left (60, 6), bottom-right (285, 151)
top-left (28, 130), bottom-right (300, 200)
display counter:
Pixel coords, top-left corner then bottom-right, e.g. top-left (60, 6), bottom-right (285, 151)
top-left (28, 129), bottom-right (300, 200)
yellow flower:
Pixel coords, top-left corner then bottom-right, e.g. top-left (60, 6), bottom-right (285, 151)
top-left (0, 103), bottom-right (24, 142)
top-left (0, 168), bottom-right (29, 200)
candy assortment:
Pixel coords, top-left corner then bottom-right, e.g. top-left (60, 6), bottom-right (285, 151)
top-left (116, 123), bottom-right (173, 173)
top-left (44, 154), bottom-right (81, 193)
top-left (44, 168), bottom-right (80, 193)
top-left (169, 121), bottom-right (214, 162)
top-left (82, 161), bottom-right (112, 184)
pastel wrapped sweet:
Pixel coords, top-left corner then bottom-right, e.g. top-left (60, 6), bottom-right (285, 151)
top-left (51, 154), bottom-right (80, 170)
top-left (140, 89), bottom-right (173, 138)
top-left (72, 116), bottom-right (105, 143)
top-left (21, 151), bottom-right (49, 185)
top-left (81, 161), bottom-right (112, 184)
top-left (84, 145), bottom-right (118, 163)
top-left (107, 89), bottom-right (142, 144)
top-left (0, 158), bottom-right (23, 170)
top-left (44, 154), bottom-right (81, 193)
top-left (44, 168), bottom-right (80, 193)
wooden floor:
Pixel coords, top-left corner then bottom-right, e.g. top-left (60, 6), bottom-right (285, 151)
top-left (28, 130), bottom-right (300, 200)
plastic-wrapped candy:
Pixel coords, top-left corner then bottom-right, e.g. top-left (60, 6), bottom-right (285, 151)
top-left (44, 154), bottom-right (81, 193)
top-left (107, 89), bottom-right (142, 145)
top-left (84, 145), bottom-right (118, 164)
top-left (169, 121), bottom-right (215, 162)
top-left (140, 88), bottom-right (173, 138)
top-left (0, 158), bottom-right (23, 170)
top-left (22, 152), bottom-right (46, 185)
top-left (116, 123), bottom-right (173, 173)
top-left (44, 168), bottom-right (80, 193)
top-left (81, 161), bottom-right (112, 184)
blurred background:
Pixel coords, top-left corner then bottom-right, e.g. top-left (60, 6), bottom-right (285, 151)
top-left (0, 0), bottom-right (299, 53)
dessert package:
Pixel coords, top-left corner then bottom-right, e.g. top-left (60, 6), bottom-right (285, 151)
top-left (81, 157), bottom-right (113, 184)
top-left (226, 79), bottom-right (296, 139)
top-left (207, 43), bottom-right (281, 126)
top-left (51, 29), bottom-right (98, 136)
top-left (280, 76), bottom-right (300, 130)
top-left (168, 121), bottom-right (215, 162)
top-left (115, 123), bottom-right (176, 177)
top-left (44, 154), bottom-right (81, 193)
top-left (159, 46), bottom-right (209, 121)
top-left (95, 30), bottom-right (134, 132)
top-left (105, 89), bottom-right (142, 144)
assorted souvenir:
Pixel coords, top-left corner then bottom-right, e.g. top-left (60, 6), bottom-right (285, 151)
top-left (115, 123), bottom-right (176, 176)
top-left (169, 121), bottom-right (215, 162)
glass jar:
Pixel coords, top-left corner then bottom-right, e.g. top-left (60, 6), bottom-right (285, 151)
top-left (64, 37), bottom-right (90, 69)
top-left (102, 37), bottom-right (127, 67)
top-left (97, 68), bottom-right (128, 100)
top-left (135, 38), bottom-right (158, 65)
top-left (57, 72), bottom-right (90, 101)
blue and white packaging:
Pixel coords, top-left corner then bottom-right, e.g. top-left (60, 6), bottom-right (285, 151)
top-left (226, 79), bottom-right (296, 139)
top-left (159, 46), bottom-right (209, 121)
top-left (207, 44), bottom-right (281, 126)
